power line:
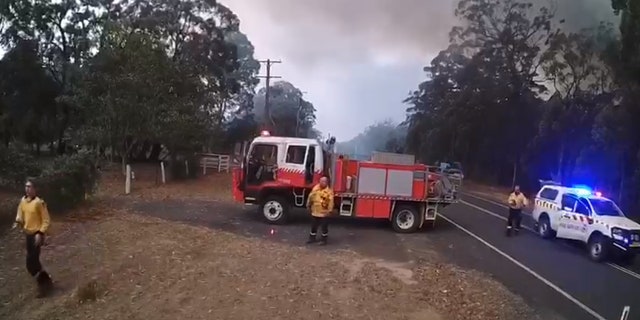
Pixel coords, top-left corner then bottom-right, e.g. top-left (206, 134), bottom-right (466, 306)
top-left (257, 59), bottom-right (282, 129)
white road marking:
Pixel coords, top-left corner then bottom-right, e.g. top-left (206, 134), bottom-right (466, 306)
top-left (438, 213), bottom-right (608, 320)
top-left (460, 196), bottom-right (640, 281)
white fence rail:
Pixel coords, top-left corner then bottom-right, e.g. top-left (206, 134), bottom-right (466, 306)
top-left (200, 153), bottom-right (232, 174)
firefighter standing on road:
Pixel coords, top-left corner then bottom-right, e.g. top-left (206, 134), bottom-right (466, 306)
top-left (12, 178), bottom-right (54, 297)
top-left (506, 185), bottom-right (528, 237)
top-left (306, 176), bottom-right (334, 245)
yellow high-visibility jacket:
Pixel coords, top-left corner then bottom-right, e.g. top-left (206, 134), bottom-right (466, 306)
top-left (307, 184), bottom-right (334, 217)
top-left (16, 196), bottom-right (51, 235)
top-left (508, 192), bottom-right (528, 210)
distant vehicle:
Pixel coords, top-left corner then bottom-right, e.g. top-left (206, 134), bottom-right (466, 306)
top-left (231, 131), bottom-right (459, 233)
top-left (532, 182), bottom-right (640, 263)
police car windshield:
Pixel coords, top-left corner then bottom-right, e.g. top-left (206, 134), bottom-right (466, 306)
top-left (589, 199), bottom-right (624, 217)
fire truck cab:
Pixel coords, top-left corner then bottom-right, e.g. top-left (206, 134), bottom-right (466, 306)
top-left (232, 134), bottom-right (458, 233)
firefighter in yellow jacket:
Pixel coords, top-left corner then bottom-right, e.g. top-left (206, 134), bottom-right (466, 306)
top-left (306, 176), bottom-right (334, 245)
top-left (506, 185), bottom-right (529, 237)
top-left (12, 178), bottom-right (53, 297)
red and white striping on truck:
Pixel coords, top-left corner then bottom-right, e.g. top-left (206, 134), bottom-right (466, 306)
top-left (231, 132), bottom-right (459, 233)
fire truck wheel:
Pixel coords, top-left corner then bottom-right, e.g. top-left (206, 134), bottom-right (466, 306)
top-left (391, 205), bottom-right (420, 233)
top-left (260, 196), bottom-right (289, 224)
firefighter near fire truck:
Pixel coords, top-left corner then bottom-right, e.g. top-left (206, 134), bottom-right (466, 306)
top-left (231, 130), bottom-right (460, 233)
top-left (506, 185), bottom-right (528, 237)
top-left (306, 176), bottom-right (334, 245)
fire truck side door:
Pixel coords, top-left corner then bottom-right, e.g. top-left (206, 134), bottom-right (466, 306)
top-left (284, 144), bottom-right (309, 180)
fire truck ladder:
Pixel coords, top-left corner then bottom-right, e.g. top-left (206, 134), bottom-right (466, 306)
top-left (425, 203), bottom-right (438, 226)
top-left (339, 196), bottom-right (354, 216)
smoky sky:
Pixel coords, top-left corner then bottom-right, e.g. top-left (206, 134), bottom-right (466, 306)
top-left (223, 0), bottom-right (616, 140)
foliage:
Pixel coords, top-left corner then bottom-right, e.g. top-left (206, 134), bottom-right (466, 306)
top-left (0, 146), bottom-right (99, 212)
top-left (36, 151), bottom-right (100, 211)
top-left (253, 81), bottom-right (317, 138)
top-left (403, 0), bottom-right (640, 213)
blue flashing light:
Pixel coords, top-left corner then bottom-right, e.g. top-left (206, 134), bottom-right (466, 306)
top-left (571, 184), bottom-right (592, 196)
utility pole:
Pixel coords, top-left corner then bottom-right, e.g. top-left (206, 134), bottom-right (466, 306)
top-left (258, 59), bottom-right (281, 131)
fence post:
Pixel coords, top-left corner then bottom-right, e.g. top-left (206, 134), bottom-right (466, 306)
top-left (125, 164), bottom-right (131, 195)
top-left (185, 160), bottom-right (189, 176)
top-left (203, 157), bottom-right (207, 175)
top-left (160, 161), bottom-right (166, 184)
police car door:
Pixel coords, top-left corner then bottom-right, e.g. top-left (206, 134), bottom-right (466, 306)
top-left (557, 194), bottom-right (579, 240)
top-left (572, 198), bottom-right (593, 242)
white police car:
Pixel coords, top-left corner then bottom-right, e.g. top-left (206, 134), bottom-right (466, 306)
top-left (532, 183), bottom-right (640, 263)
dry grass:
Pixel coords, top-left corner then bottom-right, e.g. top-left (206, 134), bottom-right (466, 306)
top-left (0, 165), bottom-right (546, 320)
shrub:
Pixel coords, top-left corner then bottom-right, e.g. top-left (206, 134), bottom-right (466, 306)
top-left (36, 151), bottom-right (100, 212)
top-left (0, 147), bottom-right (100, 214)
top-left (0, 146), bottom-right (41, 189)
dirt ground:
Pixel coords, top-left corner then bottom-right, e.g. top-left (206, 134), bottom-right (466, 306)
top-left (1, 165), bottom-right (543, 320)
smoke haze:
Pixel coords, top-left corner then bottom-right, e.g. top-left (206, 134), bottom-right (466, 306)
top-left (223, 0), bottom-right (617, 139)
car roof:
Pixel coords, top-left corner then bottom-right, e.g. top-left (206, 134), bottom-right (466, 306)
top-left (539, 185), bottom-right (614, 201)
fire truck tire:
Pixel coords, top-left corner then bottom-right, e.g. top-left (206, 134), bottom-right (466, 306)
top-left (260, 196), bottom-right (289, 225)
top-left (587, 233), bottom-right (610, 262)
top-left (391, 205), bottom-right (420, 233)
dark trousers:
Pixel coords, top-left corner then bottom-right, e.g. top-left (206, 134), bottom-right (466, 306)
top-left (310, 216), bottom-right (329, 238)
top-left (26, 234), bottom-right (43, 276)
top-left (507, 208), bottom-right (522, 230)
top-left (26, 233), bottom-right (52, 289)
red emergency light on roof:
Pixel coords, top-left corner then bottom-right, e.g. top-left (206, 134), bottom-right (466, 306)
top-left (260, 130), bottom-right (270, 136)
top-left (595, 191), bottom-right (602, 197)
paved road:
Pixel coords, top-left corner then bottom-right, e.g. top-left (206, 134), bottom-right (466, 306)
top-left (443, 194), bottom-right (640, 320)
top-left (127, 196), bottom-right (639, 320)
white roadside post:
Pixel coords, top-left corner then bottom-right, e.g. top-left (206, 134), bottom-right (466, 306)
top-left (620, 306), bottom-right (630, 320)
top-left (160, 161), bottom-right (166, 184)
top-left (125, 164), bottom-right (132, 195)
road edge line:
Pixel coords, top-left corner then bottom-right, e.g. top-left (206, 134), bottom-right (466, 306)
top-left (438, 213), bottom-right (608, 320)
top-left (460, 199), bottom-right (640, 281)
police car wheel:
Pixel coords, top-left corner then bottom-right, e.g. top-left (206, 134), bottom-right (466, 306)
top-left (537, 217), bottom-right (553, 239)
top-left (587, 234), bottom-right (609, 262)
top-left (392, 206), bottom-right (420, 233)
top-left (260, 196), bottom-right (289, 225)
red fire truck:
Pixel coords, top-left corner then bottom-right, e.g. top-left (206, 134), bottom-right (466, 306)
top-left (231, 132), bottom-right (459, 233)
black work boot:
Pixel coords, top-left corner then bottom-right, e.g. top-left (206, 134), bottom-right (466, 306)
top-left (306, 234), bottom-right (317, 244)
top-left (514, 228), bottom-right (520, 235)
top-left (319, 235), bottom-right (328, 246)
top-left (35, 271), bottom-right (53, 298)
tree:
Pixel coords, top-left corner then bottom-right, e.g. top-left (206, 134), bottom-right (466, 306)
top-left (253, 81), bottom-right (316, 138)
top-left (70, 27), bottom-right (207, 170)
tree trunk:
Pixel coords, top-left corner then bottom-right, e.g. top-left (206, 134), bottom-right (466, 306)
top-left (618, 153), bottom-right (625, 204)
top-left (556, 138), bottom-right (566, 183)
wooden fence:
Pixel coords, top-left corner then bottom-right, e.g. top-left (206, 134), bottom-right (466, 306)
top-left (199, 153), bottom-right (235, 174)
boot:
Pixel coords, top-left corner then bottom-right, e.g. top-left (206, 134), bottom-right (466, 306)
top-left (319, 235), bottom-right (328, 246)
top-left (306, 234), bottom-right (317, 244)
top-left (505, 227), bottom-right (512, 237)
top-left (514, 228), bottom-right (520, 235)
top-left (35, 271), bottom-right (53, 298)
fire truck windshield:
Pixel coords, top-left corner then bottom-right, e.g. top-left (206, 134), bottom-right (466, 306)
top-left (589, 198), bottom-right (624, 217)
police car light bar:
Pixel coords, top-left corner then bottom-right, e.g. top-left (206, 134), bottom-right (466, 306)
top-left (595, 191), bottom-right (602, 197)
top-left (260, 130), bottom-right (270, 136)
top-left (571, 184), bottom-right (592, 196)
